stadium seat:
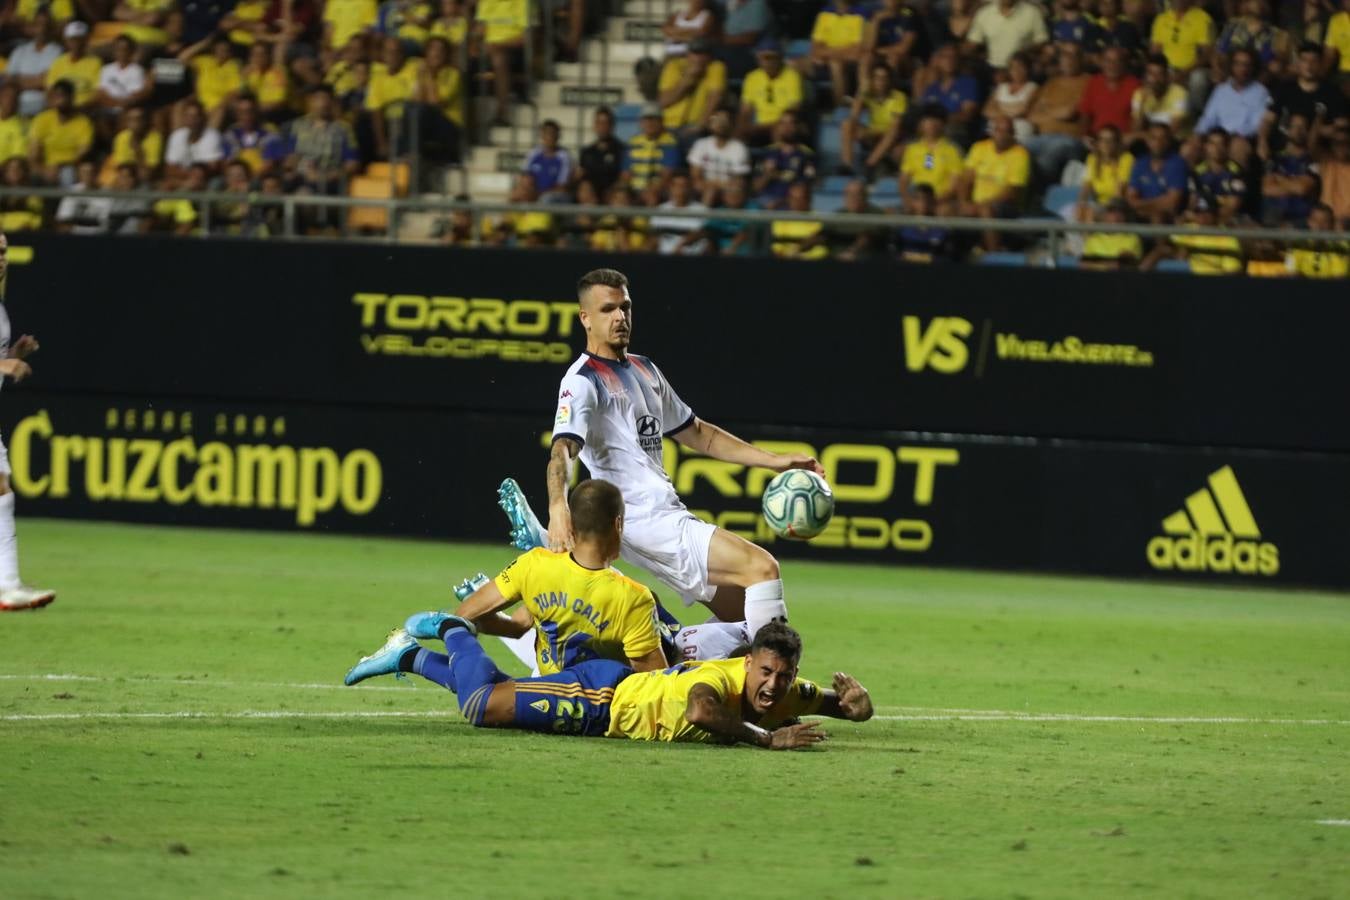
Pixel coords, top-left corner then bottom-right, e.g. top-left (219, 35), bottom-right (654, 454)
top-left (786, 39), bottom-right (812, 59)
top-left (347, 176), bottom-right (395, 231)
top-left (870, 180), bottom-right (900, 203)
top-left (818, 122), bottom-right (842, 171)
top-left (1155, 259), bottom-right (1192, 274)
top-left (1043, 184), bottom-right (1080, 214)
top-left (365, 162), bottom-right (410, 196)
top-left (813, 193), bottom-right (846, 213)
top-left (821, 175), bottom-right (855, 194)
top-left (978, 252), bottom-right (1029, 267)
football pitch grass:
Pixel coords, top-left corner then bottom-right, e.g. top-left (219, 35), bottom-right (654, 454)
top-left (1, 520), bottom-right (1348, 899)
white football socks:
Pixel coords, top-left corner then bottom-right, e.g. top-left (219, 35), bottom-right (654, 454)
top-left (744, 579), bottom-right (787, 638)
top-left (0, 492), bottom-right (21, 590)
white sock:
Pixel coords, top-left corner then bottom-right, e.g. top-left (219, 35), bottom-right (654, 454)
top-left (0, 492), bottom-right (20, 590)
top-left (744, 579), bottom-right (787, 638)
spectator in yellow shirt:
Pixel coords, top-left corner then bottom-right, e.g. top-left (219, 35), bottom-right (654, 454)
top-left (1287, 204), bottom-right (1350, 277)
top-left (429, 0), bottom-right (470, 67)
top-left (657, 37), bottom-right (726, 143)
top-left (809, 0), bottom-right (867, 106)
top-left (899, 105), bottom-right (965, 213)
top-left (0, 159), bottom-right (44, 232)
top-left (413, 36), bottom-right (463, 162)
top-left (1326, 0), bottom-right (1350, 78)
top-left (28, 80), bottom-right (93, 184)
top-left (959, 114), bottom-right (1031, 249)
top-left (1081, 198), bottom-right (1143, 268)
top-left (183, 34), bottom-right (244, 128)
top-left (1149, 0), bottom-right (1214, 110)
top-left (323, 0), bottom-right (378, 52)
top-left (366, 35), bottom-right (422, 159)
top-left (46, 20), bottom-right (101, 110)
top-left (107, 105), bottom-right (163, 184)
top-left (736, 38), bottom-right (803, 145)
top-left (476, 0), bottom-right (529, 125)
top-left (0, 85), bottom-right (28, 168)
top-left (771, 180), bottom-right (829, 259)
top-left (1077, 124), bottom-right (1134, 218)
top-left (840, 63), bottom-right (908, 174)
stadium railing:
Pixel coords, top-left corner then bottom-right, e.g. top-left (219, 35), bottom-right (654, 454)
top-left (1, 184), bottom-right (1344, 269)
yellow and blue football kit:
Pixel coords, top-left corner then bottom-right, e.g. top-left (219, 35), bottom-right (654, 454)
top-left (493, 547), bottom-right (662, 674)
top-left (607, 657), bottom-right (824, 743)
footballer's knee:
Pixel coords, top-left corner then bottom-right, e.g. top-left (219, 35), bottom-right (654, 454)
top-left (742, 546), bottom-right (779, 585)
top-left (480, 682), bottom-right (517, 727)
top-left (0, 474), bottom-right (11, 496)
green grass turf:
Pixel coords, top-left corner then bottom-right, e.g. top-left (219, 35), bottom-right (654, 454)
top-left (2, 519), bottom-right (1349, 899)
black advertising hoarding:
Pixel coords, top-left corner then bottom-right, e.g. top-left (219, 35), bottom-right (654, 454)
top-left (5, 392), bottom-right (1348, 588)
top-left (7, 235), bottom-right (1350, 452)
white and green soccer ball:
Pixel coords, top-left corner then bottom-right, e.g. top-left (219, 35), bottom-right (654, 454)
top-left (761, 470), bottom-right (835, 540)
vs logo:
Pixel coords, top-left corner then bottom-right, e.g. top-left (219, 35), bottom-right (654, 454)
top-left (902, 316), bottom-right (972, 374)
top-left (636, 415), bottom-right (660, 436)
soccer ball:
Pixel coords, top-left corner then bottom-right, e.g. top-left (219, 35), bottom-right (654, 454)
top-left (761, 470), bottom-right (835, 540)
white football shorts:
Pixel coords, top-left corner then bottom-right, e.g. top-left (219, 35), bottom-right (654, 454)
top-left (620, 501), bottom-right (717, 607)
top-left (675, 620), bottom-right (750, 661)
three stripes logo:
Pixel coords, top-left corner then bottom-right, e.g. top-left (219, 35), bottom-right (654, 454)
top-left (1146, 466), bottom-right (1279, 577)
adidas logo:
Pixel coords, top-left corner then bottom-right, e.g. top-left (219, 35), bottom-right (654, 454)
top-left (1146, 466), bottom-right (1279, 577)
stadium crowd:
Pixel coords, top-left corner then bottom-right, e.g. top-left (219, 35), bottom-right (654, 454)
top-left (0, 0), bottom-right (1346, 273)
top-left (488, 0), bottom-right (1350, 272)
top-left (0, 0), bottom-right (489, 234)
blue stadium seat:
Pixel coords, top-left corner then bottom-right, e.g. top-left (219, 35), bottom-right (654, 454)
top-left (821, 175), bottom-right (856, 193)
top-left (786, 39), bottom-right (812, 58)
top-left (818, 122), bottom-right (842, 170)
top-left (814, 193), bottom-right (846, 213)
top-left (1043, 184), bottom-right (1080, 213)
top-left (1155, 259), bottom-right (1192, 274)
top-left (978, 252), bottom-right (1029, 267)
top-left (614, 103), bottom-right (642, 122)
top-left (615, 121), bottom-right (640, 142)
top-left (870, 180), bottom-right (900, 202)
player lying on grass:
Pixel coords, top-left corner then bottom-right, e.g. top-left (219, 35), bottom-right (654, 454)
top-left (348, 478), bottom-right (670, 683)
top-left (345, 618), bottom-right (873, 748)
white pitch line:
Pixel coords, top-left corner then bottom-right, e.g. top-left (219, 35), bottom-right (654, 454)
top-left (1316, 820), bottom-right (1350, 827)
top-left (0, 673), bottom-right (412, 692)
top-left (868, 714), bottom-right (1350, 725)
top-left (2, 710), bottom-right (457, 722)
top-left (4, 675), bottom-right (1347, 727)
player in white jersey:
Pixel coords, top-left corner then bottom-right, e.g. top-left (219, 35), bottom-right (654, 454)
top-left (0, 233), bottom-right (54, 611)
top-left (541, 268), bottom-right (822, 640)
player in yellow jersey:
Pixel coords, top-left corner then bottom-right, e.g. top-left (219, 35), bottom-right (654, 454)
top-left (345, 479), bottom-right (669, 689)
top-left (350, 614), bottom-right (872, 746)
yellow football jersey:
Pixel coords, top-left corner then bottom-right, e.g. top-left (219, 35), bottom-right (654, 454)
top-left (494, 548), bottom-right (661, 674)
top-left (606, 657), bottom-right (824, 743)
top-left (900, 138), bottom-right (964, 196)
top-left (965, 139), bottom-right (1030, 205)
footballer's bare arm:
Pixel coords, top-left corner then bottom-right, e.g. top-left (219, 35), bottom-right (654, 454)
top-left (474, 606), bottom-right (534, 639)
top-left (683, 683), bottom-right (828, 750)
top-left (545, 436), bottom-right (580, 552)
top-left (815, 672), bottom-right (874, 722)
top-left (670, 418), bottom-right (823, 476)
top-left (451, 580), bottom-right (523, 637)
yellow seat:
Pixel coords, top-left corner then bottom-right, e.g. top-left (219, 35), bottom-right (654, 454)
top-left (364, 161), bottom-right (410, 196)
top-left (347, 175), bottom-right (393, 231)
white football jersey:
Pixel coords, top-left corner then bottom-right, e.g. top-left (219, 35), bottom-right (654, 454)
top-left (551, 352), bottom-right (694, 510)
top-left (0, 302), bottom-right (11, 396)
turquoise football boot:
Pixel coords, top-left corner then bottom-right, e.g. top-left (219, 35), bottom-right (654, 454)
top-left (343, 629), bottom-right (417, 686)
top-left (453, 573), bottom-right (491, 602)
top-left (403, 611), bottom-right (478, 641)
top-left (498, 478), bottom-right (547, 551)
